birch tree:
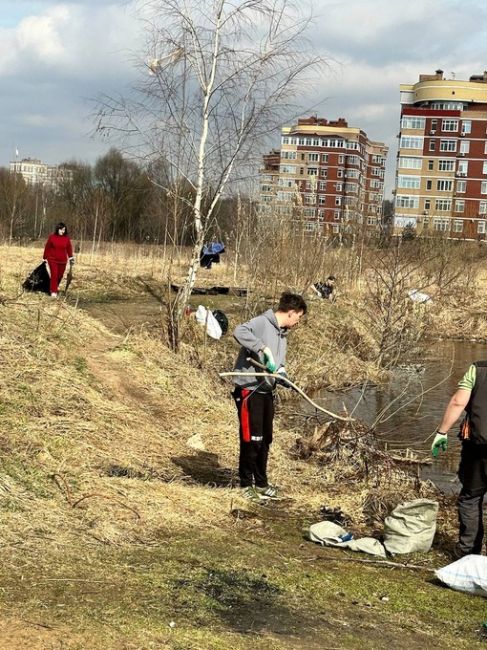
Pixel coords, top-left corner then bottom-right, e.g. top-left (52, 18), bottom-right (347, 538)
top-left (95, 0), bottom-right (322, 349)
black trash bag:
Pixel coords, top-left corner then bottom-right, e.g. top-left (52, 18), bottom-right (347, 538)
top-left (23, 262), bottom-right (50, 294)
top-left (212, 309), bottom-right (229, 335)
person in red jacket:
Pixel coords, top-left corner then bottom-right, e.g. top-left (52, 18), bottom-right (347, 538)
top-left (43, 222), bottom-right (74, 297)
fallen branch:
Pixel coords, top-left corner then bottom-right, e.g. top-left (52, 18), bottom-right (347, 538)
top-left (71, 493), bottom-right (141, 519)
top-left (311, 554), bottom-right (435, 572)
top-left (219, 366), bottom-right (354, 423)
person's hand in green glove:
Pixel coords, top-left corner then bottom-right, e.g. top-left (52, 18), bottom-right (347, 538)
top-left (431, 432), bottom-right (448, 457)
top-left (261, 346), bottom-right (276, 373)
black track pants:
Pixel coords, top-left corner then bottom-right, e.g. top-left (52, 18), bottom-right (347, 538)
top-left (233, 387), bottom-right (274, 488)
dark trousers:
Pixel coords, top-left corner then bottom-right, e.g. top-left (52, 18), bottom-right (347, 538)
top-left (233, 386), bottom-right (274, 488)
top-left (457, 442), bottom-right (487, 555)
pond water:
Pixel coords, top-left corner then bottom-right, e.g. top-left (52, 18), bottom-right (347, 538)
top-left (315, 340), bottom-right (487, 494)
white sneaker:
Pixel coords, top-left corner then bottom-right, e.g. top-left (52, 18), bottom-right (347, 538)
top-left (50, 292), bottom-right (57, 298)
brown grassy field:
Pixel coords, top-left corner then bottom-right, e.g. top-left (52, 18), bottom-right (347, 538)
top-left (0, 243), bottom-right (486, 649)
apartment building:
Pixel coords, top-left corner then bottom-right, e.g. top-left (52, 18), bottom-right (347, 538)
top-left (260, 117), bottom-right (387, 234)
top-left (395, 70), bottom-right (487, 239)
top-left (9, 158), bottom-right (73, 189)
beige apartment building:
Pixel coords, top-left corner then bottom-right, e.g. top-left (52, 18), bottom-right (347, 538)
top-left (260, 117), bottom-right (387, 235)
top-left (9, 158), bottom-right (73, 189)
top-left (395, 70), bottom-right (487, 239)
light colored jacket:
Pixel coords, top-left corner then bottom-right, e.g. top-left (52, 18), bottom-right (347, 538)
top-left (233, 309), bottom-right (288, 391)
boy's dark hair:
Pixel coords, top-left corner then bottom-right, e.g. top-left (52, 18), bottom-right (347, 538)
top-left (54, 222), bottom-right (68, 236)
top-left (277, 292), bottom-right (307, 314)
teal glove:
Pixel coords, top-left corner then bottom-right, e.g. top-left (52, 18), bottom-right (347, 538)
top-left (431, 432), bottom-right (448, 458)
top-left (261, 346), bottom-right (276, 373)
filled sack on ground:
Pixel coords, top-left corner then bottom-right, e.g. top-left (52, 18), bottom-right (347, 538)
top-left (383, 499), bottom-right (438, 555)
top-left (435, 555), bottom-right (487, 597)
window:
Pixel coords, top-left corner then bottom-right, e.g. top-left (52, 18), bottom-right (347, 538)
top-left (308, 153), bottom-right (319, 162)
top-left (424, 199), bottom-right (431, 210)
top-left (281, 151), bottom-right (297, 160)
top-left (346, 169), bottom-right (360, 179)
top-left (401, 116), bottom-right (426, 129)
top-left (442, 119), bottom-right (458, 132)
top-left (320, 169), bottom-right (327, 177)
top-left (338, 155), bottom-right (345, 164)
top-left (483, 161), bottom-right (487, 175)
top-left (428, 160), bottom-right (434, 170)
top-left (429, 140), bottom-right (436, 151)
top-left (435, 199), bottom-right (452, 211)
top-left (334, 210), bottom-right (341, 220)
top-left (434, 218), bottom-right (450, 231)
top-left (485, 142), bottom-right (487, 155)
top-left (367, 216), bottom-right (377, 225)
top-left (462, 120), bottom-right (472, 134)
top-left (455, 200), bottom-right (465, 213)
top-left (304, 194), bottom-right (316, 205)
top-left (453, 219), bottom-right (464, 232)
top-left (335, 197), bottom-right (342, 206)
top-left (308, 167), bottom-right (318, 176)
top-left (440, 140), bottom-right (457, 152)
top-left (318, 195), bottom-right (326, 205)
top-left (280, 165), bottom-right (296, 174)
top-left (335, 183), bottom-right (342, 191)
top-left (278, 178), bottom-right (295, 188)
top-left (480, 201), bottom-right (487, 215)
top-left (397, 175), bottom-right (421, 189)
top-left (458, 161), bottom-right (468, 175)
top-left (437, 179), bottom-right (453, 192)
top-left (276, 192), bottom-right (292, 202)
top-left (482, 182), bottom-right (487, 194)
top-left (426, 180), bottom-right (432, 190)
top-left (431, 119), bottom-right (438, 130)
top-left (319, 181), bottom-right (326, 190)
top-left (459, 140), bottom-right (470, 154)
top-left (399, 156), bottom-right (423, 169)
top-left (396, 195), bottom-right (419, 209)
top-left (457, 180), bottom-right (467, 193)
top-left (347, 155), bottom-right (360, 165)
top-left (439, 159), bottom-right (455, 171)
top-left (400, 136), bottom-right (423, 149)
top-left (337, 169), bottom-right (344, 178)
top-left (478, 221), bottom-right (486, 234)
top-left (322, 154), bottom-right (328, 163)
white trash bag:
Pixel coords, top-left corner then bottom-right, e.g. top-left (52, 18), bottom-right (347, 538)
top-left (195, 305), bottom-right (222, 340)
top-left (436, 555), bottom-right (487, 597)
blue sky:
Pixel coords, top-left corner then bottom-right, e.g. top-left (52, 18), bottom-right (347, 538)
top-left (2, 0), bottom-right (487, 196)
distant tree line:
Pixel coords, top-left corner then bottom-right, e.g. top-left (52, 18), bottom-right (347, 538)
top-left (0, 148), bottom-right (250, 246)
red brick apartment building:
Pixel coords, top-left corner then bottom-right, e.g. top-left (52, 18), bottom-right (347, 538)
top-left (395, 70), bottom-right (487, 240)
top-left (260, 117), bottom-right (387, 234)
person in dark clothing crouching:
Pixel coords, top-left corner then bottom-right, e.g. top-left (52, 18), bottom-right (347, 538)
top-left (432, 361), bottom-right (487, 558)
top-left (232, 292), bottom-right (307, 502)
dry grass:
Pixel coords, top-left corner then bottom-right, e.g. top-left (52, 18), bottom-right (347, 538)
top-left (0, 243), bottom-right (432, 545)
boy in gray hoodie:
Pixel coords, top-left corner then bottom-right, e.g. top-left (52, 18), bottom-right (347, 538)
top-left (232, 292), bottom-right (307, 501)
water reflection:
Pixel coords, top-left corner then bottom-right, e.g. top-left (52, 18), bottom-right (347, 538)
top-left (315, 341), bottom-right (487, 494)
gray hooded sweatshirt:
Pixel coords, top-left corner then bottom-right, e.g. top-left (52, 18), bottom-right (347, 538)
top-left (233, 309), bottom-right (288, 391)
